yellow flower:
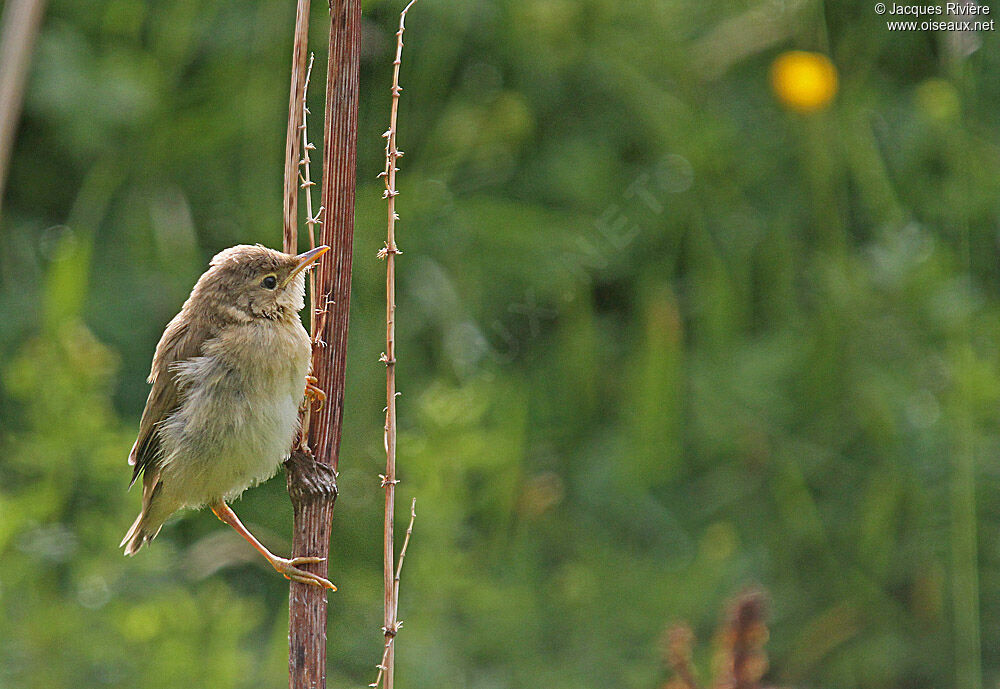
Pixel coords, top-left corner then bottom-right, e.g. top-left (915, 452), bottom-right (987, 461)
top-left (770, 51), bottom-right (838, 113)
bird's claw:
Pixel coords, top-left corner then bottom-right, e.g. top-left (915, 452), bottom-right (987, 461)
top-left (303, 375), bottom-right (327, 411)
top-left (271, 555), bottom-right (336, 590)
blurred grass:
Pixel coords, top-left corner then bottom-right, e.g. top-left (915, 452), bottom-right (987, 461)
top-left (3, 1), bottom-right (1000, 688)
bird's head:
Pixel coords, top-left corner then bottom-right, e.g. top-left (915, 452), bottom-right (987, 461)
top-left (191, 244), bottom-right (329, 322)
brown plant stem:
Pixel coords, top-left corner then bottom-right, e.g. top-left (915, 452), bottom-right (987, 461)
top-left (285, 0), bottom-right (362, 687)
top-left (370, 498), bottom-right (416, 689)
top-left (283, 0), bottom-right (311, 253)
top-left (297, 51), bottom-right (324, 450)
top-left (0, 0), bottom-right (47, 222)
top-left (377, 3), bottom-right (417, 687)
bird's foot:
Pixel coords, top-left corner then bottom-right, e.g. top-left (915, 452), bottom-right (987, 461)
top-left (269, 555), bottom-right (337, 590)
top-left (303, 376), bottom-right (326, 411)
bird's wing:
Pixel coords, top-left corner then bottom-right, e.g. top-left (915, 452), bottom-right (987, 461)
top-left (128, 310), bottom-right (211, 487)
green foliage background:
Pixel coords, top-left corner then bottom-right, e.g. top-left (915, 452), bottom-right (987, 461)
top-left (2, 0), bottom-right (1000, 687)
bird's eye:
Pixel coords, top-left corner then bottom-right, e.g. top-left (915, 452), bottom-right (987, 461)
top-left (262, 275), bottom-right (277, 289)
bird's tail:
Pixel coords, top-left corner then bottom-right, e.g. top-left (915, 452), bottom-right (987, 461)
top-left (121, 480), bottom-right (166, 556)
top-left (120, 511), bottom-right (162, 555)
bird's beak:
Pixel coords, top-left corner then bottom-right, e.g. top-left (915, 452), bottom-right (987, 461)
top-left (283, 245), bottom-right (330, 287)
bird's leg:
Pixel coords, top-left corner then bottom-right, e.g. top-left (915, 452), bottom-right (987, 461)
top-left (303, 375), bottom-right (326, 410)
top-left (209, 500), bottom-right (336, 590)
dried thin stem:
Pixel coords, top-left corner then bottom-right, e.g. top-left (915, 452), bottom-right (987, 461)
top-left (370, 499), bottom-right (416, 689)
top-left (0, 0), bottom-right (48, 222)
top-left (298, 51), bottom-right (325, 449)
top-left (377, 4), bottom-right (418, 688)
top-left (283, 0), bottom-right (311, 254)
top-left (300, 53), bottom-right (321, 251)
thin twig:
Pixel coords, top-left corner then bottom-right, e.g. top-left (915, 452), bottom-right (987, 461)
top-left (370, 498), bottom-right (416, 689)
top-left (377, 4), bottom-right (418, 688)
top-left (298, 52), bottom-right (325, 450)
top-left (299, 53), bottom-right (325, 256)
top-left (282, 0), bottom-right (312, 253)
top-left (0, 0), bottom-right (48, 222)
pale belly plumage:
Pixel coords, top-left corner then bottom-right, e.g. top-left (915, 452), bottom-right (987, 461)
top-left (156, 319), bottom-right (310, 508)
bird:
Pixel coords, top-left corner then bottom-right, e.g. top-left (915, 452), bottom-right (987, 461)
top-left (121, 243), bottom-right (336, 590)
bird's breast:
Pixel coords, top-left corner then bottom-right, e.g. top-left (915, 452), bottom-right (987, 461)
top-left (214, 319), bottom-right (311, 393)
top-left (157, 318), bottom-right (311, 504)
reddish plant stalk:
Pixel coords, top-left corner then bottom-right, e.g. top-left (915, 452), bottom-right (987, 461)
top-left (283, 0), bottom-right (362, 687)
